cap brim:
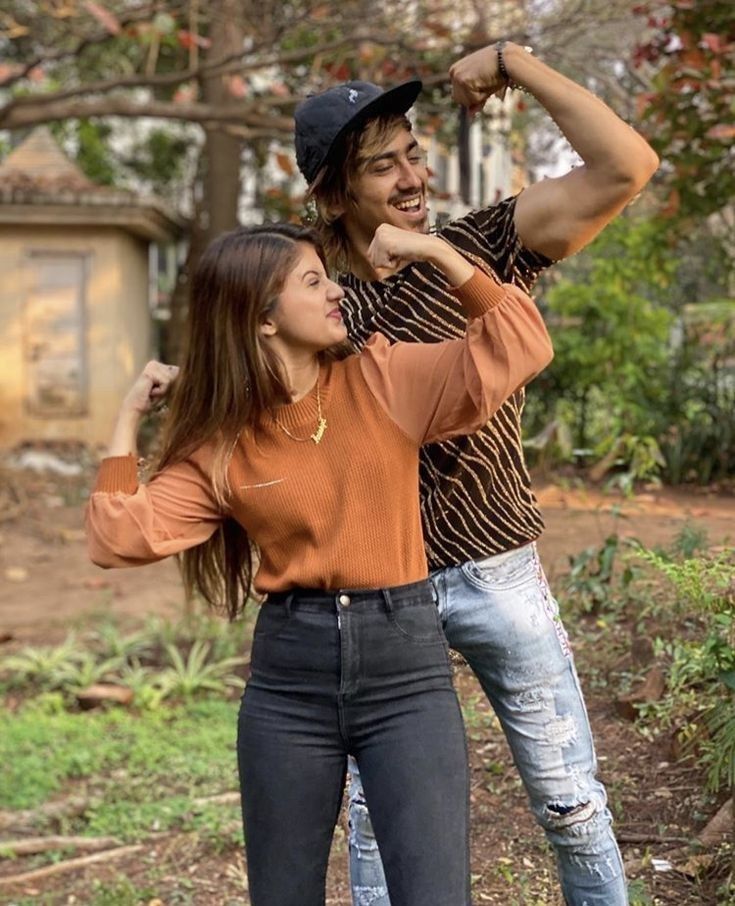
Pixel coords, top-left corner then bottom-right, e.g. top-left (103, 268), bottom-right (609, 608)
top-left (312, 78), bottom-right (423, 184)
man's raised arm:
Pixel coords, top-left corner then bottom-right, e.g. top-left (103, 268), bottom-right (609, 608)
top-left (450, 42), bottom-right (660, 261)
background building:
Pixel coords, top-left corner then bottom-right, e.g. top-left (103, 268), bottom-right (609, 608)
top-left (0, 127), bottom-right (181, 449)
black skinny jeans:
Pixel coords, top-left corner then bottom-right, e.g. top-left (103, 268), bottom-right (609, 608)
top-left (237, 579), bottom-right (470, 906)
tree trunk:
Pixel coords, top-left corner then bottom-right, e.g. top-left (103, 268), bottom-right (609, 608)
top-left (164, 0), bottom-right (245, 363)
top-left (162, 195), bottom-right (207, 366)
top-left (200, 0), bottom-right (244, 247)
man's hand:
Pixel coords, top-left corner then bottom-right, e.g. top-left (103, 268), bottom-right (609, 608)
top-left (449, 44), bottom-right (508, 114)
top-left (121, 361), bottom-right (180, 416)
top-left (449, 42), bottom-right (659, 260)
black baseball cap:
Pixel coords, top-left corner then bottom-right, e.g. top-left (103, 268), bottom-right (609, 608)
top-left (294, 79), bottom-right (423, 185)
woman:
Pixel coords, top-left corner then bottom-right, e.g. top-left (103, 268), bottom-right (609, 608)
top-left (86, 221), bottom-right (553, 906)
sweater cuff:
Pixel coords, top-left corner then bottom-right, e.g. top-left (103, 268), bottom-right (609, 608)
top-left (451, 267), bottom-right (509, 319)
top-left (93, 454), bottom-right (139, 494)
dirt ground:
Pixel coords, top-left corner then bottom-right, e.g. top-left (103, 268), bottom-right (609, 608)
top-left (1, 470), bottom-right (732, 642)
top-left (1, 462), bottom-right (733, 904)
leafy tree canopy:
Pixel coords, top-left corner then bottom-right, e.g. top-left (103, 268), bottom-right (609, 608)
top-left (634, 0), bottom-right (735, 224)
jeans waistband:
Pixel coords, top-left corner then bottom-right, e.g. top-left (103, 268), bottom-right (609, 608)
top-left (472, 541), bottom-right (535, 570)
top-left (265, 578), bottom-right (433, 614)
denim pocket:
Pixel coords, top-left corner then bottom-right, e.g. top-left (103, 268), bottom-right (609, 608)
top-left (253, 603), bottom-right (294, 640)
top-left (386, 601), bottom-right (445, 644)
top-left (459, 545), bottom-right (536, 591)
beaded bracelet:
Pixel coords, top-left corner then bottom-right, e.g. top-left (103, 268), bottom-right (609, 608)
top-left (496, 41), bottom-right (533, 93)
top-left (497, 41), bottom-right (514, 89)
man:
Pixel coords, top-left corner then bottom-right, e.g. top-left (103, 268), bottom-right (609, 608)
top-left (294, 41), bottom-right (658, 906)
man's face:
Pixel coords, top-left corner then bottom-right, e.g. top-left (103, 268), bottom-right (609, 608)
top-left (342, 127), bottom-right (429, 243)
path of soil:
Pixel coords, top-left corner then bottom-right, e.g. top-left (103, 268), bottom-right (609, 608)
top-left (1, 474), bottom-right (732, 641)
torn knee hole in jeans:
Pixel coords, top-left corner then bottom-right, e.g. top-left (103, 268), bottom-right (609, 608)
top-left (544, 798), bottom-right (598, 829)
top-left (514, 687), bottom-right (546, 712)
top-left (544, 713), bottom-right (578, 747)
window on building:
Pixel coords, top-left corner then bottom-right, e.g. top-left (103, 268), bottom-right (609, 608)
top-left (24, 252), bottom-right (88, 416)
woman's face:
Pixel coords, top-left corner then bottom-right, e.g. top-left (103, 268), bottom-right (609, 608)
top-left (262, 243), bottom-right (347, 353)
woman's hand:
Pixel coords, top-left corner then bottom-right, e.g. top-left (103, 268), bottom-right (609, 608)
top-left (106, 361), bottom-right (179, 458)
top-left (367, 224), bottom-right (439, 274)
top-left (121, 361), bottom-right (179, 416)
top-left (368, 224), bottom-right (474, 287)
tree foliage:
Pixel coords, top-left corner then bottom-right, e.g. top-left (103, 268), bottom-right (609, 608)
top-left (527, 213), bottom-right (735, 485)
top-left (633, 0), bottom-right (735, 224)
top-left (533, 215), bottom-right (675, 450)
top-left (0, 1), bottom-right (479, 138)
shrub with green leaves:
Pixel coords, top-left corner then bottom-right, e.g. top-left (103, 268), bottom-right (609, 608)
top-left (157, 639), bottom-right (246, 700)
top-left (529, 216), bottom-right (674, 455)
top-left (0, 614), bottom-right (252, 705)
top-left (526, 213), bottom-right (735, 484)
top-left (563, 534), bottom-right (638, 614)
top-left (0, 635), bottom-right (85, 690)
top-left (634, 548), bottom-right (735, 794)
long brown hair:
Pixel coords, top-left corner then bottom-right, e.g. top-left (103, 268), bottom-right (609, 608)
top-left (156, 223), bottom-right (336, 619)
top-left (306, 112), bottom-right (412, 272)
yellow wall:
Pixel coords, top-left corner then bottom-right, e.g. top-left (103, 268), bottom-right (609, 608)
top-left (0, 225), bottom-right (153, 448)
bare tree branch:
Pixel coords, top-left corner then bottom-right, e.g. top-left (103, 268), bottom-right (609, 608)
top-left (0, 94), bottom-right (294, 133)
top-left (3, 29), bottom-right (418, 117)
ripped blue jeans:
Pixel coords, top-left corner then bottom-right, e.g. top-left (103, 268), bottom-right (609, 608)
top-left (348, 543), bottom-right (628, 906)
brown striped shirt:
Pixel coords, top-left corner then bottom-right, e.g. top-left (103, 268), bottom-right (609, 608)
top-left (339, 196), bottom-right (552, 569)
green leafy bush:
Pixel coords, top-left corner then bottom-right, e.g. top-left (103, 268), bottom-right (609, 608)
top-left (526, 214), bottom-right (735, 485)
top-left (157, 639), bottom-right (246, 700)
top-left (1, 636), bottom-right (85, 690)
top-left (635, 548), bottom-right (735, 794)
top-left (563, 534), bottom-right (638, 614)
top-left (0, 614), bottom-right (251, 705)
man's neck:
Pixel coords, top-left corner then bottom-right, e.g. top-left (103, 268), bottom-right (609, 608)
top-left (343, 221), bottom-right (398, 282)
top-left (343, 227), bottom-right (373, 280)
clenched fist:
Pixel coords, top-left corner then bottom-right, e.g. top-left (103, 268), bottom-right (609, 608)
top-left (367, 223), bottom-right (441, 275)
top-left (449, 44), bottom-right (510, 114)
top-left (121, 360), bottom-right (179, 416)
top-left (367, 223), bottom-right (475, 287)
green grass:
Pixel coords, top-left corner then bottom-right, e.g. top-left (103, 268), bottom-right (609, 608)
top-left (0, 696), bottom-right (240, 842)
top-left (86, 876), bottom-right (160, 906)
top-left (461, 691), bottom-right (498, 740)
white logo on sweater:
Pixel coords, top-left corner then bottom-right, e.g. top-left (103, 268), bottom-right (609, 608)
top-left (240, 479), bottom-right (286, 490)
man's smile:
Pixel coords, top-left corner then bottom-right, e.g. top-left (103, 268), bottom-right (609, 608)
top-left (393, 194), bottom-right (423, 212)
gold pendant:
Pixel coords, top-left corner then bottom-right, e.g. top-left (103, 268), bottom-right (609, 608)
top-left (310, 417), bottom-right (327, 445)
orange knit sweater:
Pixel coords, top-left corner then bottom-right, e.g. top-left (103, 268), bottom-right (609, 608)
top-left (87, 269), bottom-right (553, 593)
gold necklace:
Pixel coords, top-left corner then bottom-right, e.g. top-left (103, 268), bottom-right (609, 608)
top-left (273, 378), bottom-right (327, 445)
